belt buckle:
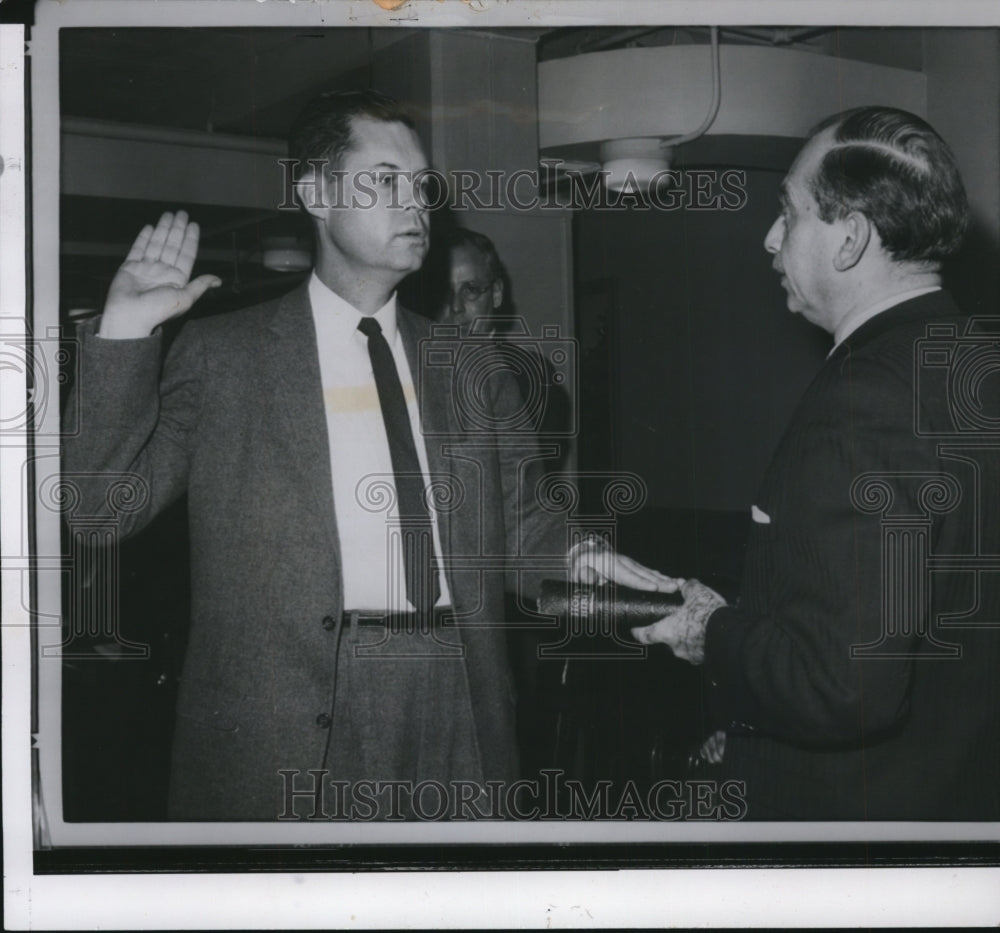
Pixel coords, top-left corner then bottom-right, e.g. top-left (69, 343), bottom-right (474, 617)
top-left (387, 609), bottom-right (442, 636)
top-left (349, 607), bottom-right (462, 659)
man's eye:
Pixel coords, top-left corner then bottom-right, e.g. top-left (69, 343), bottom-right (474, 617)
top-left (379, 173), bottom-right (398, 188)
top-left (459, 283), bottom-right (491, 301)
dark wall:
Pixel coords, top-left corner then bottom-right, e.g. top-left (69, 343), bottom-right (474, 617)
top-left (574, 169), bottom-right (830, 513)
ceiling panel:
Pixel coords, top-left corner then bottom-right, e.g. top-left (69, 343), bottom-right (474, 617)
top-left (58, 27), bottom-right (414, 135)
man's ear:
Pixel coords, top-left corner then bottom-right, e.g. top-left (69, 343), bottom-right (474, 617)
top-left (293, 165), bottom-right (331, 221)
top-left (491, 278), bottom-right (504, 311)
top-left (833, 210), bottom-right (872, 271)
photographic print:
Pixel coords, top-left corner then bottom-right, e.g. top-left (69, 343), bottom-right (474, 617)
top-left (3, 0), bottom-right (1000, 927)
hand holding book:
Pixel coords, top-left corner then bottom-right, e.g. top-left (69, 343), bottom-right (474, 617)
top-left (538, 577), bottom-right (726, 662)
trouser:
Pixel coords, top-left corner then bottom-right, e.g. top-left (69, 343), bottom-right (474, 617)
top-left (321, 612), bottom-right (485, 820)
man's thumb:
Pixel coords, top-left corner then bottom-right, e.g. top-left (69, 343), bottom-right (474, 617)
top-left (183, 275), bottom-right (223, 306)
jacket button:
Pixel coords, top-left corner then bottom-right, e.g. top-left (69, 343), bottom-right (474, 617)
top-left (321, 615), bottom-right (337, 631)
top-left (316, 713), bottom-right (332, 728)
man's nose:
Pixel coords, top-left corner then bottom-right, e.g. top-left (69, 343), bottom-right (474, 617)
top-left (763, 216), bottom-right (783, 254)
top-left (398, 175), bottom-right (427, 211)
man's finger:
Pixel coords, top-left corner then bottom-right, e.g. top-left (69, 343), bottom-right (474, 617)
top-left (613, 557), bottom-right (681, 592)
top-left (630, 624), bottom-right (651, 644)
top-left (630, 618), bottom-right (668, 645)
top-left (576, 564), bottom-right (600, 585)
top-left (160, 210), bottom-right (189, 267)
top-left (614, 567), bottom-right (659, 591)
top-left (145, 212), bottom-right (175, 261)
top-left (125, 224), bottom-right (154, 263)
top-left (700, 730), bottom-right (726, 764)
top-left (573, 549), bottom-right (682, 592)
top-left (617, 554), bottom-right (680, 583)
top-left (175, 220), bottom-right (201, 280)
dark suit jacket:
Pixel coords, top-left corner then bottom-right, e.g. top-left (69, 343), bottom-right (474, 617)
top-left (705, 291), bottom-right (1000, 819)
top-left (64, 283), bottom-right (565, 819)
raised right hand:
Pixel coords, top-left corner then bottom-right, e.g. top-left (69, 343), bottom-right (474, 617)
top-left (98, 211), bottom-right (221, 339)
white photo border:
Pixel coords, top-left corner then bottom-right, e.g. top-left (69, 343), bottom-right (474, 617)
top-left (4, 0), bottom-right (1000, 927)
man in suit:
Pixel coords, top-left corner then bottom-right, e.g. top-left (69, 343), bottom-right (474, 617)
top-left (435, 226), bottom-right (573, 446)
top-left (633, 106), bottom-right (1000, 819)
top-left (64, 89), bottom-right (672, 820)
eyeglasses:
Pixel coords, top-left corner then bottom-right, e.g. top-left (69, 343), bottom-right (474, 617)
top-left (451, 281), bottom-right (494, 303)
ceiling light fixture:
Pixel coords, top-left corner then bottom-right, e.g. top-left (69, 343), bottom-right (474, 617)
top-left (261, 237), bottom-right (312, 273)
top-left (538, 29), bottom-right (927, 178)
top-left (600, 137), bottom-right (673, 193)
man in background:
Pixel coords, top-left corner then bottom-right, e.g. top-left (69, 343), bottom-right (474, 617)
top-left (633, 106), bottom-right (1000, 819)
top-left (439, 226), bottom-right (507, 329)
top-left (436, 226), bottom-right (573, 454)
top-left (435, 225), bottom-right (579, 776)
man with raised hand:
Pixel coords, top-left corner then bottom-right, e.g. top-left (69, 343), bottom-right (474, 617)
top-left (65, 89), bottom-right (673, 820)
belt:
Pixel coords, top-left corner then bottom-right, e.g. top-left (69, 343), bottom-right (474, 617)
top-left (341, 607), bottom-right (454, 633)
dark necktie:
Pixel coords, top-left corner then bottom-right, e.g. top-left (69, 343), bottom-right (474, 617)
top-left (357, 316), bottom-right (441, 614)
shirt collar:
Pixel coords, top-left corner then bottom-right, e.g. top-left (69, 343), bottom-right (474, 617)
top-left (829, 285), bottom-right (941, 357)
top-left (308, 273), bottom-right (398, 345)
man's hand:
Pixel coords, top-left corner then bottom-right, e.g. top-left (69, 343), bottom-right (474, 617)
top-left (630, 578), bottom-right (726, 664)
top-left (696, 729), bottom-right (726, 766)
top-left (98, 211), bottom-right (221, 339)
top-left (569, 538), bottom-right (682, 593)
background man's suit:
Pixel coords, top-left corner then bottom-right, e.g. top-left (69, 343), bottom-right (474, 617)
top-left (705, 291), bottom-right (1000, 819)
top-left (65, 282), bottom-right (565, 820)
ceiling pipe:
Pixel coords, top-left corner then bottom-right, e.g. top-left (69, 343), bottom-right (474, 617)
top-left (62, 116), bottom-right (286, 155)
top-left (599, 27), bottom-right (720, 192)
top-left (660, 26), bottom-right (721, 148)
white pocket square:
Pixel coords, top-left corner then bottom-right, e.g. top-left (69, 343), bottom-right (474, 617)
top-left (751, 505), bottom-right (771, 525)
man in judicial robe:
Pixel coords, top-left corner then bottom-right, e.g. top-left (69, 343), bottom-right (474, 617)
top-left (633, 106), bottom-right (1000, 820)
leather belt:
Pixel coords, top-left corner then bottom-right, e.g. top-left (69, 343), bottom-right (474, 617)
top-left (341, 608), bottom-right (454, 631)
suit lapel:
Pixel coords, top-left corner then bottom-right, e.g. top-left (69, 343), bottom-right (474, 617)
top-left (265, 283), bottom-right (342, 570)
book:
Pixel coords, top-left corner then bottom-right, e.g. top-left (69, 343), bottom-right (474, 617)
top-left (536, 579), bottom-right (683, 642)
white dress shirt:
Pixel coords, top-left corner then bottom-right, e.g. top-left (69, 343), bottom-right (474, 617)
top-left (308, 274), bottom-right (450, 612)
